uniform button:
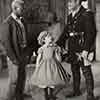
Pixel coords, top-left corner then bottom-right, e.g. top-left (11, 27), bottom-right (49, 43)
top-left (75, 17), bottom-right (77, 19)
top-left (68, 22), bottom-right (70, 24)
top-left (73, 25), bottom-right (75, 28)
top-left (75, 32), bottom-right (78, 35)
top-left (81, 32), bottom-right (84, 35)
top-left (26, 56), bottom-right (29, 59)
top-left (74, 21), bottom-right (77, 24)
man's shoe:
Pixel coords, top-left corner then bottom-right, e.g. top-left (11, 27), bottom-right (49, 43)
top-left (87, 95), bottom-right (95, 100)
top-left (23, 93), bottom-right (32, 98)
top-left (66, 91), bottom-right (82, 97)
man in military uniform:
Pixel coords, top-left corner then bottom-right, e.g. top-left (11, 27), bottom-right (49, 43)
top-left (58, 0), bottom-right (96, 100)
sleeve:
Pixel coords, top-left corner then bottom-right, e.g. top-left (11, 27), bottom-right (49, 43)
top-left (55, 45), bottom-right (62, 62)
top-left (0, 22), bottom-right (18, 64)
top-left (37, 47), bottom-right (43, 54)
top-left (57, 16), bottom-right (70, 48)
top-left (57, 26), bottom-right (68, 48)
top-left (83, 11), bottom-right (97, 51)
top-left (55, 46), bottom-right (62, 54)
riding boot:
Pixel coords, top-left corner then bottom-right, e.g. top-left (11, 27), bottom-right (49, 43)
top-left (71, 64), bottom-right (81, 95)
top-left (82, 65), bottom-right (95, 100)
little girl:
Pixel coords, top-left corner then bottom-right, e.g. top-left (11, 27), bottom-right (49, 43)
top-left (30, 31), bottom-right (71, 100)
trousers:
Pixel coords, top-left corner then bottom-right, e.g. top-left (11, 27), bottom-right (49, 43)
top-left (71, 62), bottom-right (94, 97)
top-left (6, 57), bottom-right (26, 100)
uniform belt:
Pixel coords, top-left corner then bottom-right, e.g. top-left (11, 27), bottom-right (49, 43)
top-left (69, 32), bottom-right (84, 37)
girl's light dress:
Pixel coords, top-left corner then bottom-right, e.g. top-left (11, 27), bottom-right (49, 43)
top-left (30, 44), bottom-right (70, 87)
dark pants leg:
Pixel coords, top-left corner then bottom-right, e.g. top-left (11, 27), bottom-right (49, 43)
top-left (71, 64), bottom-right (81, 93)
top-left (81, 65), bottom-right (94, 99)
top-left (1, 55), bottom-right (8, 69)
top-left (6, 58), bottom-right (18, 100)
top-left (15, 66), bottom-right (26, 100)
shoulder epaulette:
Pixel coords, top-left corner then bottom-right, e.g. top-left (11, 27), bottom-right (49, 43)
top-left (85, 9), bottom-right (94, 15)
top-left (86, 9), bottom-right (92, 12)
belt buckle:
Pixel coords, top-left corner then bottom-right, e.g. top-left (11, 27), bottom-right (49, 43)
top-left (69, 32), bottom-right (74, 36)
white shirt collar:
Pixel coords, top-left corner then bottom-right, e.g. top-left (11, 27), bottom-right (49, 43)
top-left (11, 13), bottom-right (18, 20)
top-left (11, 13), bottom-right (22, 21)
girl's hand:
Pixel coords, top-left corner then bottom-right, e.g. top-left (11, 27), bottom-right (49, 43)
top-left (55, 47), bottom-right (62, 62)
top-left (81, 50), bottom-right (88, 59)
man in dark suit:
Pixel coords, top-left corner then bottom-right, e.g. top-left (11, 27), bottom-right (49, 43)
top-left (58, 0), bottom-right (96, 100)
top-left (0, 0), bottom-right (31, 100)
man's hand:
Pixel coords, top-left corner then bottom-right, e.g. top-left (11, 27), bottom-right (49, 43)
top-left (81, 50), bottom-right (88, 59)
top-left (62, 48), bottom-right (68, 55)
top-left (81, 50), bottom-right (92, 66)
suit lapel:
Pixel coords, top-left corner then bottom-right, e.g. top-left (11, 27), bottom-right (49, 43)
top-left (10, 16), bottom-right (24, 61)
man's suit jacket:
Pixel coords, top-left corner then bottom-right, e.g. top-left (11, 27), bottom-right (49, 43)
top-left (0, 15), bottom-right (30, 65)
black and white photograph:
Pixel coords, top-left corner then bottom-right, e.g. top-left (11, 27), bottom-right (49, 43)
top-left (0, 0), bottom-right (100, 100)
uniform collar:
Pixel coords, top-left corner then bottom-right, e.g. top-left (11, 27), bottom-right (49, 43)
top-left (70, 6), bottom-right (86, 19)
top-left (72, 6), bottom-right (81, 17)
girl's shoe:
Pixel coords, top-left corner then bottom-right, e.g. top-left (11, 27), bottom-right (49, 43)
top-left (44, 87), bottom-right (49, 100)
top-left (49, 88), bottom-right (57, 100)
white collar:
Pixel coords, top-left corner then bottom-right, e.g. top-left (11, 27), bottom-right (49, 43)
top-left (11, 13), bottom-right (22, 20)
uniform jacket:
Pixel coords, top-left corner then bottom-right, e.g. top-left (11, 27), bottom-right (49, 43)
top-left (0, 15), bottom-right (30, 65)
top-left (58, 6), bottom-right (96, 53)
